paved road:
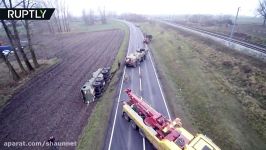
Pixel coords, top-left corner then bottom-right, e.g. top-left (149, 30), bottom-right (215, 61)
top-left (104, 21), bottom-right (171, 150)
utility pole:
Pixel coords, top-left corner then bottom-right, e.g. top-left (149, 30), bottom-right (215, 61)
top-left (229, 7), bottom-right (240, 43)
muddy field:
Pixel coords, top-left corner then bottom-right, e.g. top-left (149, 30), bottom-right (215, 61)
top-left (0, 29), bottom-right (124, 150)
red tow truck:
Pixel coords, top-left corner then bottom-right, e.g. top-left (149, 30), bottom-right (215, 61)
top-left (122, 89), bottom-right (220, 150)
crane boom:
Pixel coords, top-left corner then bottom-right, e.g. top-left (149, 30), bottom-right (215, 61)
top-left (122, 89), bottom-right (221, 150)
top-left (125, 89), bottom-right (183, 141)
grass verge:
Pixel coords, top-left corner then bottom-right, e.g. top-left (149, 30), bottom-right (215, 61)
top-left (77, 21), bottom-right (129, 150)
top-left (70, 20), bottom-right (126, 33)
top-left (140, 21), bottom-right (266, 150)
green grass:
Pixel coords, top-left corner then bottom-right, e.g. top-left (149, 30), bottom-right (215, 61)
top-left (77, 21), bottom-right (129, 150)
top-left (190, 23), bottom-right (266, 46)
top-left (70, 20), bottom-right (125, 33)
top-left (139, 21), bottom-right (266, 150)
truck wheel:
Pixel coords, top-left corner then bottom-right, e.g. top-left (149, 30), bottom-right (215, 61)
top-left (92, 81), bottom-right (101, 88)
top-left (130, 120), bottom-right (138, 130)
top-left (139, 129), bottom-right (145, 138)
top-left (103, 67), bottom-right (111, 71)
top-left (101, 69), bottom-right (109, 74)
top-left (122, 112), bottom-right (130, 122)
top-left (95, 77), bottom-right (104, 83)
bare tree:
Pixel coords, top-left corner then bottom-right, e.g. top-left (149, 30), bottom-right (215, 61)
top-left (89, 9), bottom-right (95, 25)
top-left (82, 9), bottom-right (95, 25)
top-left (107, 11), bottom-right (117, 19)
top-left (22, 0), bottom-right (39, 68)
top-left (98, 7), bottom-right (107, 24)
top-left (0, 1), bottom-right (20, 81)
top-left (43, 0), bottom-right (70, 32)
top-left (1, 0), bottom-right (34, 72)
top-left (11, 20), bottom-right (35, 71)
top-left (53, 0), bottom-right (63, 32)
top-left (257, 0), bottom-right (266, 26)
top-left (82, 9), bottom-right (89, 25)
top-left (60, 0), bottom-right (70, 32)
top-left (0, 52), bottom-right (20, 81)
top-left (39, 0), bottom-right (55, 33)
top-left (0, 2), bottom-right (20, 81)
top-left (1, 20), bottom-right (27, 74)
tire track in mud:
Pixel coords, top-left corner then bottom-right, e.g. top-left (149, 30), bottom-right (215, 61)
top-left (0, 30), bottom-right (125, 150)
top-left (54, 31), bottom-right (124, 141)
top-left (44, 30), bottom-right (123, 140)
top-left (1, 29), bottom-right (122, 143)
top-left (6, 31), bottom-right (114, 107)
top-left (0, 32), bottom-right (106, 119)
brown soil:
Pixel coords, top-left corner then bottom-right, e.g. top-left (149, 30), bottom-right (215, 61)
top-left (0, 29), bottom-right (124, 150)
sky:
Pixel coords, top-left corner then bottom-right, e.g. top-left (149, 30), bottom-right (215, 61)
top-left (67, 0), bottom-right (260, 17)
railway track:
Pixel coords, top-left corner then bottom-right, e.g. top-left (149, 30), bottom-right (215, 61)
top-left (163, 21), bottom-right (266, 54)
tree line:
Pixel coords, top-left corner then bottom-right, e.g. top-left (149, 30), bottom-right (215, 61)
top-left (257, 0), bottom-right (266, 26)
top-left (0, 0), bottom-right (71, 81)
top-left (82, 7), bottom-right (107, 25)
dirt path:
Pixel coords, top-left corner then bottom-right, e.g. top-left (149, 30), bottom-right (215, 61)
top-left (0, 30), bottom-right (124, 150)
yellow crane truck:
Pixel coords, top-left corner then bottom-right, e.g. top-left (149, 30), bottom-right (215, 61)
top-left (122, 89), bottom-right (221, 150)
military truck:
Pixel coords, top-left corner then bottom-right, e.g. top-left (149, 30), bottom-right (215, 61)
top-left (81, 67), bottom-right (111, 104)
top-left (143, 34), bottom-right (153, 44)
top-left (136, 48), bottom-right (148, 61)
top-left (125, 53), bottom-right (140, 67)
top-left (125, 48), bottom-right (148, 67)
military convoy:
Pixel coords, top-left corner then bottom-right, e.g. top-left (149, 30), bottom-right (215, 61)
top-left (125, 48), bottom-right (148, 67)
top-left (81, 34), bottom-right (152, 103)
top-left (81, 67), bottom-right (111, 104)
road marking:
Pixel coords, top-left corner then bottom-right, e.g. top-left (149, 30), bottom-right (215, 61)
top-left (108, 22), bottom-right (131, 150)
top-left (140, 78), bottom-right (142, 92)
top-left (143, 138), bottom-right (146, 150)
top-left (139, 66), bottom-right (142, 92)
top-left (139, 65), bottom-right (141, 76)
top-left (148, 52), bottom-right (172, 120)
top-left (107, 66), bottom-right (126, 150)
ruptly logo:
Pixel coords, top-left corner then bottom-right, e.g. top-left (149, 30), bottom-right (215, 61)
top-left (0, 8), bottom-right (55, 20)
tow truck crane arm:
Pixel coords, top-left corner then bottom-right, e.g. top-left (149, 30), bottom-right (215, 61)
top-left (122, 89), bottom-right (221, 150)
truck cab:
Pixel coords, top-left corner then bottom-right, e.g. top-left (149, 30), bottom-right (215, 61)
top-left (185, 134), bottom-right (220, 150)
top-left (125, 53), bottom-right (140, 67)
top-left (81, 81), bottom-right (95, 104)
top-left (125, 48), bottom-right (148, 67)
top-left (136, 48), bottom-right (148, 61)
top-left (81, 67), bottom-right (111, 104)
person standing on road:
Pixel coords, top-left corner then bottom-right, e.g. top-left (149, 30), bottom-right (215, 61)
top-left (124, 73), bottom-right (130, 83)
